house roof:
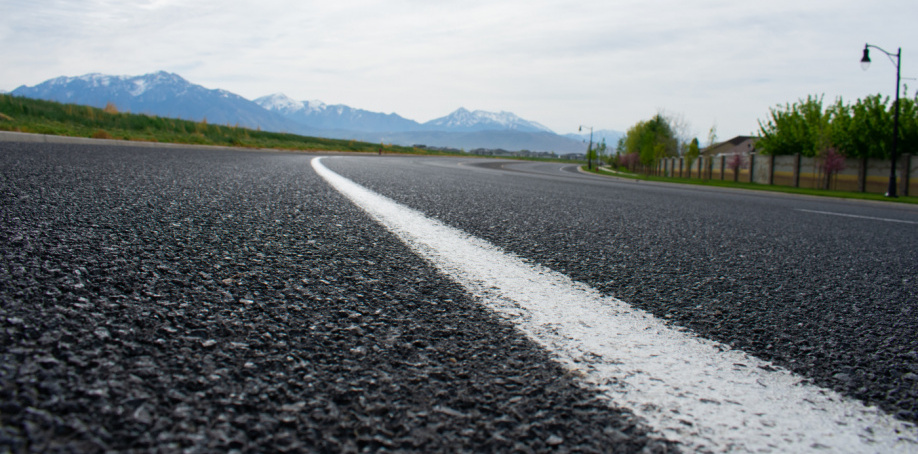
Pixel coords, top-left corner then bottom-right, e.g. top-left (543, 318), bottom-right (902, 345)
top-left (701, 135), bottom-right (759, 157)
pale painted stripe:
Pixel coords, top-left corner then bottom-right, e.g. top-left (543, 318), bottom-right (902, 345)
top-left (797, 208), bottom-right (918, 225)
top-left (313, 157), bottom-right (917, 453)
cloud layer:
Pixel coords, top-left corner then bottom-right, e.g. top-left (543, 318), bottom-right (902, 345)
top-left (2, 0), bottom-right (915, 139)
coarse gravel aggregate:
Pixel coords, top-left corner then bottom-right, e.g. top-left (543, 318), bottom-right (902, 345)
top-left (0, 143), bottom-right (676, 453)
top-left (324, 156), bottom-right (918, 425)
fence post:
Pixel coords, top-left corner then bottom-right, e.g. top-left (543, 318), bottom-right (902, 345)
top-left (793, 153), bottom-right (801, 188)
top-left (857, 157), bottom-right (867, 192)
top-left (768, 154), bottom-right (775, 186)
top-left (720, 156), bottom-right (726, 180)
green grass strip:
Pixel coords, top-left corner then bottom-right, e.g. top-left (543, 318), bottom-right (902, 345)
top-left (0, 94), bottom-right (446, 155)
top-left (585, 165), bottom-right (918, 204)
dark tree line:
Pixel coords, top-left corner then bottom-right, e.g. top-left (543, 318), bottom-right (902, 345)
top-left (612, 92), bottom-right (917, 175)
top-left (757, 93), bottom-right (918, 159)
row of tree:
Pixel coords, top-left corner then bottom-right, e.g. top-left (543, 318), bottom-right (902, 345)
top-left (611, 91), bottom-right (917, 170)
top-left (757, 93), bottom-right (918, 159)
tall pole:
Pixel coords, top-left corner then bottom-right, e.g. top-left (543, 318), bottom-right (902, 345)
top-left (888, 47), bottom-right (901, 198)
top-left (862, 43), bottom-right (902, 197)
top-left (580, 126), bottom-right (594, 170)
top-left (587, 128), bottom-right (594, 170)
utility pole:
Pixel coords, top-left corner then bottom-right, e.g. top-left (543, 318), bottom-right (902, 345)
top-left (861, 43), bottom-right (902, 197)
top-left (580, 126), bottom-right (594, 170)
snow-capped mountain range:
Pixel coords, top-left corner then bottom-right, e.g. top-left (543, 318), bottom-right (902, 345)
top-left (424, 107), bottom-right (553, 133)
top-left (11, 72), bottom-right (303, 133)
top-left (11, 72), bottom-right (616, 152)
top-left (254, 93), bottom-right (555, 135)
top-left (254, 93), bottom-right (421, 133)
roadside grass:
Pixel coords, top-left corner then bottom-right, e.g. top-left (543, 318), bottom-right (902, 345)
top-left (0, 94), bottom-right (441, 155)
top-left (585, 165), bottom-right (918, 205)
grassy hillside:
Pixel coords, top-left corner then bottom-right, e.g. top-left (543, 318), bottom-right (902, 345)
top-left (0, 94), bottom-right (433, 154)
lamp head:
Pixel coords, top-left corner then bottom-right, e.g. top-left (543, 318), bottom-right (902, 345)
top-left (861, 45), bottom-right (871, 71)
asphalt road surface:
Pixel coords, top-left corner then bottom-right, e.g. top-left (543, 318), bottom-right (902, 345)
top-left (2, 142), bottom-right (917, 452)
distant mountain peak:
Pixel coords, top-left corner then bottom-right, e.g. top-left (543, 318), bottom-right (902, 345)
top-left (11, 70), bottom-right (302, 133)
top-left (254, 94), bottom-right (331, 115)
top-left (425, 108), bottom-right (553, 133)
top-left (34, 72), bottom-right (192, 98)
top-left (255, 93), bottom-right (305, 113)
top-left (302, 99), bottom-right (327, 114)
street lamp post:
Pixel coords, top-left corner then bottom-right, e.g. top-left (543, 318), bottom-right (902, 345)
top-left (861, 43), bottom-right (902, 198)
top-left (580, 125), bottom-right (594, 170)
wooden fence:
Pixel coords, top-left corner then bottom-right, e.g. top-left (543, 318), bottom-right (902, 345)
top-left (655, 153), bottom-right (917, 196)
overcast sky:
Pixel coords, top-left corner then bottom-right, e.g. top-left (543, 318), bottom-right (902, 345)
top-left (2, 0), bottom-right (916, 140)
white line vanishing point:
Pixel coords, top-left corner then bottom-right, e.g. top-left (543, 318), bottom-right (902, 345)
top-left (313, 157), bottom-right (918, 453)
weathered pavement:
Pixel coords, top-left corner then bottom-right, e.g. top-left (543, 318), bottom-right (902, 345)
top-left (323, 154), bottom-right (918, 428)
top-left (0, 143), bottom-right (674, 452)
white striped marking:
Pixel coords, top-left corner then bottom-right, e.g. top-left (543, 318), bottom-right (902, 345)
top-left (796, 209), bottom-right (918, 225)
top-left (313, 157), bottom-right (917, 453)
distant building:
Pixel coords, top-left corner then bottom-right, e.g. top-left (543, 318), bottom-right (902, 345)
top-left (514, 150), bottom-right (557, 159)
top-left (468, 148), bottom-right (514, 157)
top-left (702, 136), bottom-right (759, 158)
top-left (466, 148), bottom-right (558, 158)
top-left (416, 145), bottom-right (462, 153)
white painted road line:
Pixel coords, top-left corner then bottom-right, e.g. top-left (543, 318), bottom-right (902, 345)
top-left (313, 157), bottom-right (918, 453)
top-left (796, 209), bottom-right (918, 225)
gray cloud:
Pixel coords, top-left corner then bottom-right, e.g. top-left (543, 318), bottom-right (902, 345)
top-left (1, 0), bottom-right (915, 138)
